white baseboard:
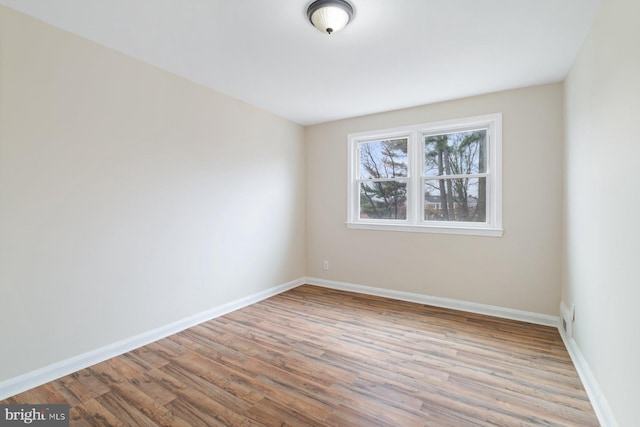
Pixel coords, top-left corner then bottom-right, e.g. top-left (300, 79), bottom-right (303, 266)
top-left (0, 277), bottom-right (304, 401)
top-left (305, 277), bottom-right (560, 327)
top-left (558, 322), bottom-right (619, 427)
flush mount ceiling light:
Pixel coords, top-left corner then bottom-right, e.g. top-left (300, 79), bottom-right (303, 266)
top-left (307, 0), bottom-right (354, 35)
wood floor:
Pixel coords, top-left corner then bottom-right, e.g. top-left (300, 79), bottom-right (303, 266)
top-left (2, 285), bottom-right (599, 426)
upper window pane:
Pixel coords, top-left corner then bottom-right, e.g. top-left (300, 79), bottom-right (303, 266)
top-left (359, 138), bottom-right (408, 179)
top-left (424, 130), bottom-right (487, 176)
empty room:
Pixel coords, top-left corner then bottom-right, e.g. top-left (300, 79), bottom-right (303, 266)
top-left (0, 0), bottom-right (637, 426)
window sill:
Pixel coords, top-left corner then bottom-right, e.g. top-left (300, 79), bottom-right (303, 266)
top-left (345, 222), bottom-right (504, 237)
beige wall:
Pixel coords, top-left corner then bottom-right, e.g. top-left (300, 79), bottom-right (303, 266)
top-left (563, 0), bottom-right (639, 425)
top-left (306, 84), bottom-right (564, 316)
top-left (0, 6), bottom-right (306, 382)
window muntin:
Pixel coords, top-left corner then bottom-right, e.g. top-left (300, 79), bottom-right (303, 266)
top-left (347, 114), bottom-right (502, 236)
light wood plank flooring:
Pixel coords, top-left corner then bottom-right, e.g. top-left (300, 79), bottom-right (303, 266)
top-left (2, 285), bottom-right (599, 426)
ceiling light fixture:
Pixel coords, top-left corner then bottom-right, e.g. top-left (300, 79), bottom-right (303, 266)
top-left (307, 0), bottom-right (354, 35)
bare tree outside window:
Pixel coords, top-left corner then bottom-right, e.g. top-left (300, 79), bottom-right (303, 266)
top-left (424, 130), bottom-right (487, 222)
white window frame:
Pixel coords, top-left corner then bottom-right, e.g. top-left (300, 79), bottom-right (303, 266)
top-left (347, 113), bottom-right (503, 237)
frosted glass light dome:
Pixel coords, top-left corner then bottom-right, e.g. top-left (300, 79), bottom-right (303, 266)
top-left (307, 0), bottom-right (354, 35)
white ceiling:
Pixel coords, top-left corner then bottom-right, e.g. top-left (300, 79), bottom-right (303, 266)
top-left (0, 0), bottom-right (602, 125)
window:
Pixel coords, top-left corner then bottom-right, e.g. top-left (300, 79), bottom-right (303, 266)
top-left (347, 113), bottom-right (502, 236)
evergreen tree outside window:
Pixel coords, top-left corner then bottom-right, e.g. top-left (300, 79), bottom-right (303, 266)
top-left (358, 138), bottom-right (408, 220)
top-left (347, 114), bottom-right (502, 236)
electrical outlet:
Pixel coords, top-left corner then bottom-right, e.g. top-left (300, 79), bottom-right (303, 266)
top-left (560, 302), bottom-right (574, 338)
top-left (323, 260), bottom-right (329, 270)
